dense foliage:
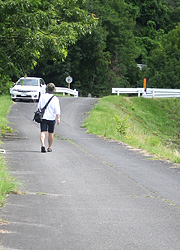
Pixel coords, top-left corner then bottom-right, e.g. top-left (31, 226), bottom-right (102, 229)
top-left (0, 0), bottom-right (180, 96)
top-left (0, 0), bottom-right (97, 93)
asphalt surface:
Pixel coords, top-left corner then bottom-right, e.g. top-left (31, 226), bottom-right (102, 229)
top-left (0, 97), bottom-right (180, 250)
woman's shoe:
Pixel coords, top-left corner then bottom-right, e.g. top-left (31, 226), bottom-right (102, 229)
top-left (41, 146), bottom-right (46, 153)
top-left (47, 148), bottom-right (52, 152)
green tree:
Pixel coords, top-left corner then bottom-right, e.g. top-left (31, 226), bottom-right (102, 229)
top-left (66, 0), bottom-right (139, 96)
top-left (124, 0), bottom-right (173, 65)
top-left (31, 0), bottom-right (180, 96)
top-left (125, 0), bottom-right (171, 31)
top-left (0, 0), bottom-right (97, 93)
top-left (31, 25), bottom-right (109, 97)
top-left (94, 0), bottom-right (139, 90)
top-left (32, 0), bottom-right (139, 97)
top-left (145, 24), bottom-right (180, 88)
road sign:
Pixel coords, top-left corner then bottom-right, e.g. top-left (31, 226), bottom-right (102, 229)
top-left (66, 76), bottom-right (73, 84)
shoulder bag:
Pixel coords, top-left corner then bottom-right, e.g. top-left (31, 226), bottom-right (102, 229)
top-left (33, 96), bottom-right (54, 123)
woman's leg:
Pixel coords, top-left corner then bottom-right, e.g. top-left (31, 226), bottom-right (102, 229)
top-left (48, 132), bottom-right (53, 149)
top-left (40, 131), bottom-right (46, 146)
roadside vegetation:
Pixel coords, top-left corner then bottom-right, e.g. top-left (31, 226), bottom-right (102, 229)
top-left (1, 1), bottom-right (180, 97)
top-left (0, 95), bottom-right (19, 207)
top-left (84, 96), bottom-right (180, 163)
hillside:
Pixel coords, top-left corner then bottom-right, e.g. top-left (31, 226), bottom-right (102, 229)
top-left (84, 96), bottom-right (180, 163)
top-left (1, 0), bottom-right (180, 97)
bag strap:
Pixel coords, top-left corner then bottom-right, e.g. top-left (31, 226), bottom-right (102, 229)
top-left (41, 95), bottom-right (54, 111)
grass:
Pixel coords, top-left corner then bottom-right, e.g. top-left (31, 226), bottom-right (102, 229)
top-left (84, 95), bottom-right (180, 163)
top-left (0, 95), bottom-right (19, 207)
top-left (0, 157), bottom-right (19, 207)
top-left (0, 95), bottom-right (13, 137)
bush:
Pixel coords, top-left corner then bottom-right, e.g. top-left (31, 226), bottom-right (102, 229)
top-left (114, 114), bottom-right (129, 136)
top-left (0, 75), bottom-right (14, 95)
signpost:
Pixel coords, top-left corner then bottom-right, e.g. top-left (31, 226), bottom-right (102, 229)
top-left (66, 75), bottom-right (73, 89)
top-left (143, 78), bottom-right (147, 91)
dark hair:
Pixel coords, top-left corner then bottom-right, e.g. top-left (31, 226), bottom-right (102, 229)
top-left (46, 83), bottom-right (56, 93)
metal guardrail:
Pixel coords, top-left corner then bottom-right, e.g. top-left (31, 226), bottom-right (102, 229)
top-left (112, 88), bottom-right (144, 97)
top-left (56, 87), bottom-right (78, 97)
top-left (112, 88), bottom-right (180, 98)
top-left (142, 88), bottom-right (180, 98)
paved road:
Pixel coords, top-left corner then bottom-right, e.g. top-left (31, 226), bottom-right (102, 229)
top-left (1, 97), bottom-right (180, 250)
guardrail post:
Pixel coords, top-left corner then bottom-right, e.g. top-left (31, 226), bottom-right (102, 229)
top-left (152, 89), bottom-right (155, 98)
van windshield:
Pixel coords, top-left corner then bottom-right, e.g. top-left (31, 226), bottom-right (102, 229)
top-left (16, 79), bottom-right (39, 86)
